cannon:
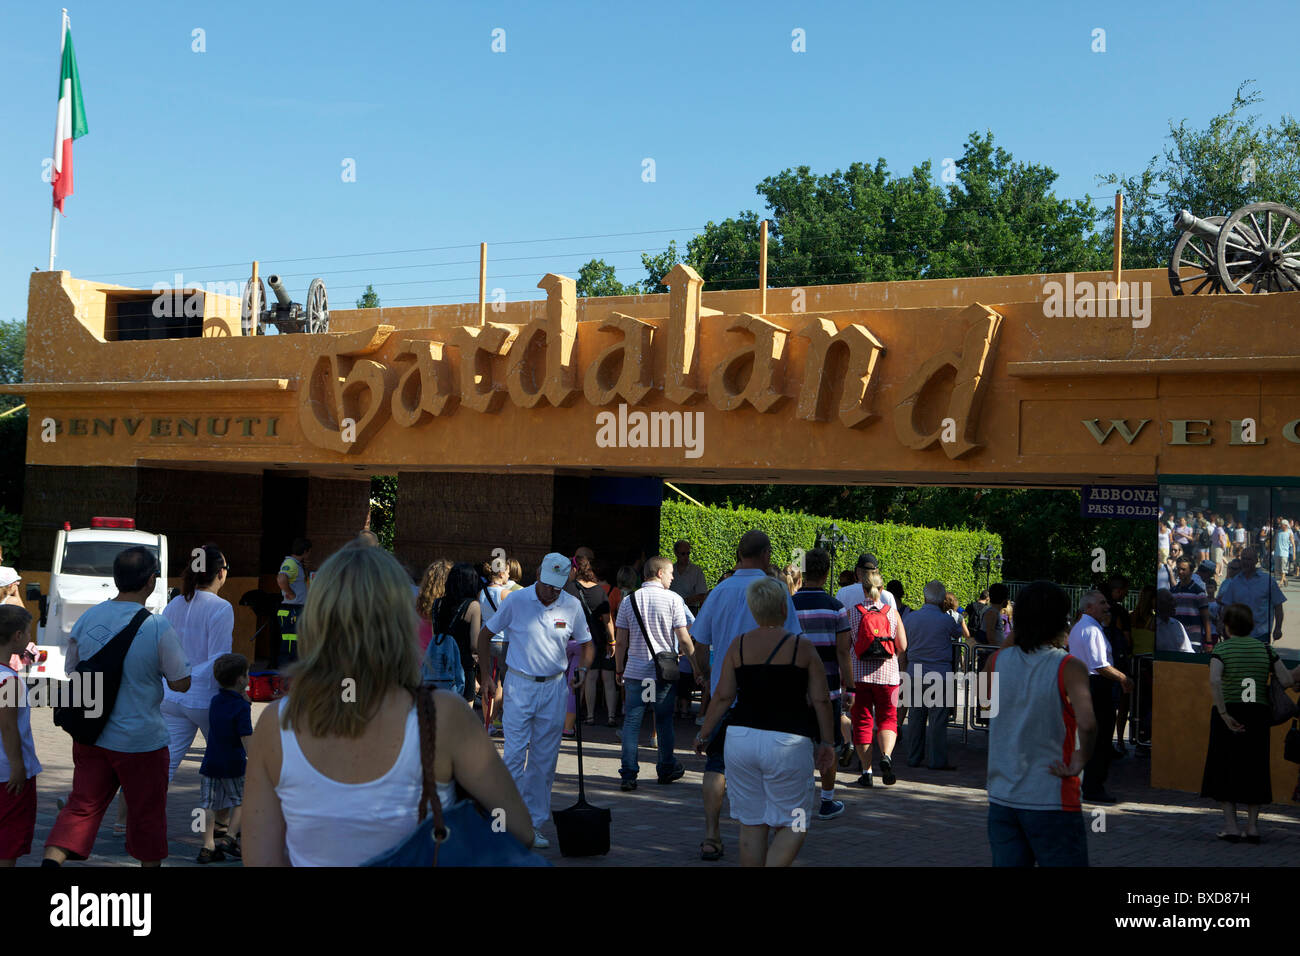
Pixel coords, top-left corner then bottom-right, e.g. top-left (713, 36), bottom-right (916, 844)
top-left (1169, 202), bottom-right (1300, 295)
top-left (241, 271), bottom-right (329, 335)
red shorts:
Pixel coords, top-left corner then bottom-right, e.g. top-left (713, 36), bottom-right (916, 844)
top-left (45, 744), bottom-right (169, 862)
top-left (850, 682), bottom-right (900, 747)
top-left (0, 777), bottom-right (37, 859)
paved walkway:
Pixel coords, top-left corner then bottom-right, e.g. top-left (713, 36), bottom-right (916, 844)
top-left (18, 703), bottom-right (1300, 867)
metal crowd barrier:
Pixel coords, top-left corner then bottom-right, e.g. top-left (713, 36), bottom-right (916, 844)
top-left (1131, 653), bottom-right (1153, 747)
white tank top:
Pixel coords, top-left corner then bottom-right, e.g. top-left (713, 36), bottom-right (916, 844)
top-left (275, 701), bottom-right (456, 866)
top-left (986, 646), bottom-right (1081, 812)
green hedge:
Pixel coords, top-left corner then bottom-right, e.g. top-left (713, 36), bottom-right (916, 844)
top-left (659, 499), bottom-right (1002, 608)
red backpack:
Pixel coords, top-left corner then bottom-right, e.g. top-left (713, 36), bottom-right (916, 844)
top-left (853, 604), bottom-right (896, 660)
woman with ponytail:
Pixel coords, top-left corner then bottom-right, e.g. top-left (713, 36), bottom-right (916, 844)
top-left (161, 544), bottom-right (233, 782)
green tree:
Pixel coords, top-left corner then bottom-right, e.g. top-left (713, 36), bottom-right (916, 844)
top-left (0, 320), bottom-right (26, 514)
top-left (642, 133), bottom-right (1106, 291)
top-left (575, 259), bottom-right (636, 298)
top-left (369, 475), bottom-right (397, 551)
top-left (356, 284), bottom-right (381, 309)
top-left (1099, 82), bottom-right (1300, 269)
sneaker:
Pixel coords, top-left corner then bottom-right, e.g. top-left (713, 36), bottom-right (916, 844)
top-left (656, 764), bottom-right (686, 784)
top-left (817, 799), bottom-right (846, 820)
top-left (620, 777), bottom-right (638, 792)
top-left (836, 745), bottom-right (854, 769)
top-left (880, 754), bottom-right (897, 786)
top-left (196, 847), bottom-right (225, 864)
top-left (531, 833), bottom-right (550, 849)
top-left (856, 772), bottom-right (873, 788)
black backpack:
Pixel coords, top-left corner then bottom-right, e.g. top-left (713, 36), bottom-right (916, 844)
top-left (53, 607), bottom-right (152, 746)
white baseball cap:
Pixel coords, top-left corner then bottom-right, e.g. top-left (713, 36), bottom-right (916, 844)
top-left (0, 568), bottom-right (20, 588)
top-left (537, 553), bottom-right (572, 589)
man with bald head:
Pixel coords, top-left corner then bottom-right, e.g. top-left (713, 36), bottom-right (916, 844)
top-left (902, 581), bottom-right (964, 770)
top-left (689, 529), bottom-right (801, 861)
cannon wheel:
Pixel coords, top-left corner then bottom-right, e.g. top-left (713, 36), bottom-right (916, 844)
top-left (1169, 215), bottom-right (1229, 295)
top-left (241, 277), bottom-right (266, 336)
top-left (306, 278), bottom-right (329, 334)
top-left (1215, 201), bottom-right (1300, 294)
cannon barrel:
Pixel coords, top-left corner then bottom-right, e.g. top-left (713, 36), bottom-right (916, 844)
top-left (267, 274), bottom-right (294, 307)
top-left (1175, 209), bottom-right (1222, 240)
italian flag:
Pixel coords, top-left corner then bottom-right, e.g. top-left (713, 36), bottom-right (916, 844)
top-left (51, 15), bottom-right (88, 214)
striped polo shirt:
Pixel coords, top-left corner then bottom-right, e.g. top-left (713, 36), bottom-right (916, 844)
top-left (614, 580), bottom-right (690, 684)
top-left (792, 586), bottom-right (850, 698)
top-left (1212, 636), bottom-right (1278, 704)
top-left (1170, 577), bottom-right (1208, 646)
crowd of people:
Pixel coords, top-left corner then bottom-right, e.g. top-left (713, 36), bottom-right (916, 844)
top-left (3, 518), bottom-right (1300, 868)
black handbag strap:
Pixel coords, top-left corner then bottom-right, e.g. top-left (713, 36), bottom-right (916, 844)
top-left (628, 589), bottom-right (663, 660)
top-left (414, 687), bottom-right (448, 864)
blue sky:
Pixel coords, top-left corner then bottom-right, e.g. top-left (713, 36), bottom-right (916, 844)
top-left (1, 0), bottom-right (1295, 322)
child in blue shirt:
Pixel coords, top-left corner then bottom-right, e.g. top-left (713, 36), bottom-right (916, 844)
top-left (197, 653), bottom-right (253, 863)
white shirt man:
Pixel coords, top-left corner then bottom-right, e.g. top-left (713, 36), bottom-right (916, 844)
top-left (1066, 592), bottom-right (1131, 803)
top-left (834, 553), bottom-right (898, 619)
top-left (477, 553), bottom-right (592, 845)
top-left (614, 556), bottom-right (697, 787)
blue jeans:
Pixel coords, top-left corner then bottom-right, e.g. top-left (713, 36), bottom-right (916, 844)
top-left (987, 802), bottom-right (1088, 867)
top-left (619, 677), bottom-right (677, 779)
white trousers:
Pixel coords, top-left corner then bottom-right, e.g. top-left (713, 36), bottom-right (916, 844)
top-left (502, 670), bottom-right (566, 828)
top-left (162, 699), bottom-right (210, 782)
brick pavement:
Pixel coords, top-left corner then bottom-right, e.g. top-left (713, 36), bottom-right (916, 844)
top-left (18, 704), bottom-right (1300, 867)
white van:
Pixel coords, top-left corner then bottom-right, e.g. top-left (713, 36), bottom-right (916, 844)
top-left (24, 518), bottom-right (169, 680)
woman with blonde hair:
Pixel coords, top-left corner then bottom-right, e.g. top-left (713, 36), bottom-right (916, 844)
top-left (242, 546), bottom-right (535, 865)
top-left (415, 558), bottom-right (452, 654)
top-left (481, 554), bottom-right (523, 736)
top-left (780, 564), bottom-right (802, 596)
top-left (846, 569), bottom-right (908, 786)
top-left (694, 576), bottom-right (833, 866)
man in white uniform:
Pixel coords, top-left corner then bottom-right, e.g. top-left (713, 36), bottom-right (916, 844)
top-left (478, 553), bottom-right (592, 848)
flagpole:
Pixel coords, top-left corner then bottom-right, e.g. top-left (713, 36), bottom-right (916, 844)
top-left (47, 9), bottom-right (68, 272)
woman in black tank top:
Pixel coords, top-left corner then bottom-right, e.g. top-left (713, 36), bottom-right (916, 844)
top-left (693, 577), bottom-right (835, 867)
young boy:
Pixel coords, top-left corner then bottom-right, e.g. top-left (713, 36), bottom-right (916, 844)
top-left (197, 653), bottom-right (253, 863)
top-left (0, 606), bottom-right (40, 866)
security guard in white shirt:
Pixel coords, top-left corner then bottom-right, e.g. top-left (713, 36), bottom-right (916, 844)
top-left (478, 553), bottom-right (592, 846)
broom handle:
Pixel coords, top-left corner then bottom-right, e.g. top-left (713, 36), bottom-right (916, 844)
top-left (574, 682), bottom-right (586, 801)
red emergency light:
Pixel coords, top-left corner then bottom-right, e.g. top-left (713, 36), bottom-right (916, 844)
top-left (90, 517), bottom-right (135, 530)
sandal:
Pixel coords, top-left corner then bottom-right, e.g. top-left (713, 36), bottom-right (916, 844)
top-left (1216, 832), bottom-right (1242, 843)
top-left (700, 838), bottom-right (724, 861)
top-left (196, 846), bottom-right (226, 864)
top-left (218, 835), bottom-right (242, 859)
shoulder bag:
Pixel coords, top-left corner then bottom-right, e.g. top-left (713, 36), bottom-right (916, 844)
top-left (53, 607), bottom-right (152, 746)
top-left (363, 687), bottom-right (549, 867)
top-left (627, 590), bottom-right (680, 684)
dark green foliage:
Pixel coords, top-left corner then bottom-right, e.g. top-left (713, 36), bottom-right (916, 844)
top-left (669, 486), bottom-right (1153, 591)
top-left (369, 475), bottom-right (397, 550)
top-left (0, 510), bottom-right (20, 565)
top-left (658, 499), bottom-right (1001, 608)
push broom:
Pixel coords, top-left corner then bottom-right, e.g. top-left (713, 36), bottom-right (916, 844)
top-left (552, 701), bottom-right (611, 856)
